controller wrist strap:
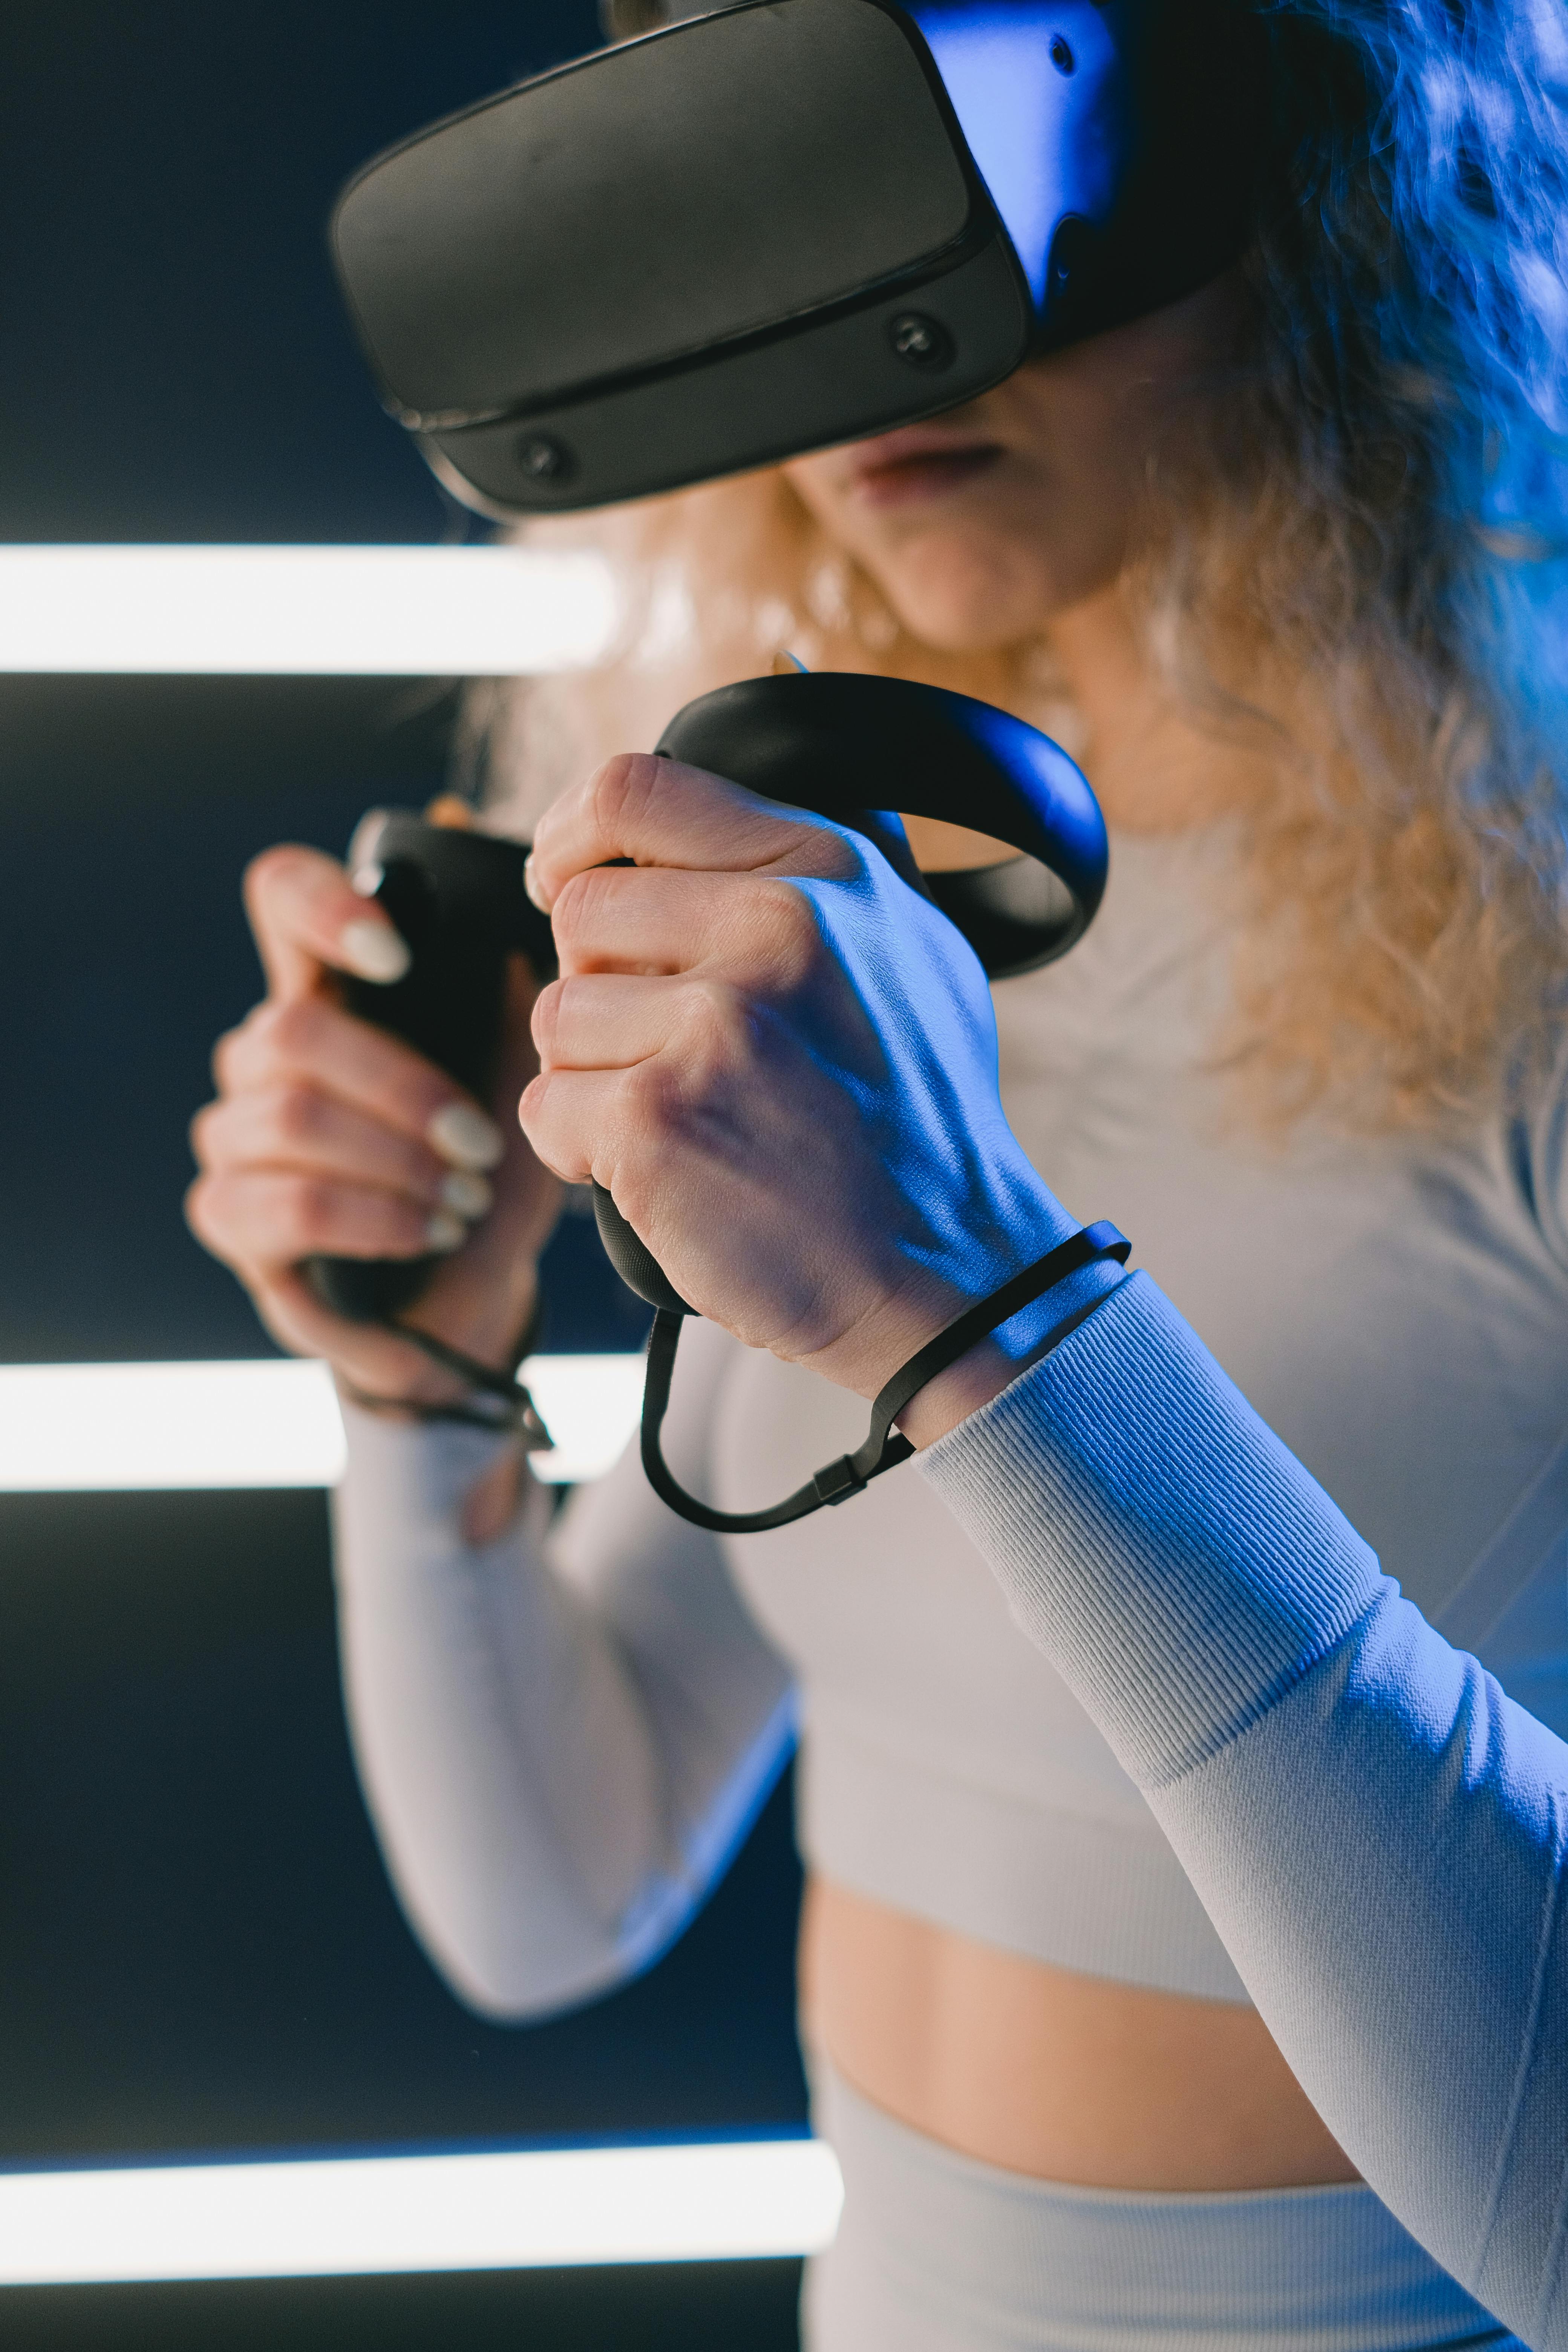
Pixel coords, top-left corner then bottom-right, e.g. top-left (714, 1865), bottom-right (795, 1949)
top-left (640, 1220), bottom-right (1131, 1536)
top-left (343, 1306), bottom-right (554, 1446)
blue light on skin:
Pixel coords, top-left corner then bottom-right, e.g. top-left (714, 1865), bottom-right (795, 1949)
top-left (911, 1), bottom-right (1126, 308)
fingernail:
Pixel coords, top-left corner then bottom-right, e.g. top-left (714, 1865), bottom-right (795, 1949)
top-left (523, 854), bottom-right (551, 914)
top-left (428, 1102), bottom-right (506, 1171)
top-left (440, 1169), bottom-right (492, 1219)
top-left (341, 918), bottom-right (411, 985)
top-left (425, 1210), bottom-right (467, 1253)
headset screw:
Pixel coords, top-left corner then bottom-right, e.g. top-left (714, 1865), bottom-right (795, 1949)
top-left (888, 312), bottom-right (954, 370)
top-left (517, 433), bottom-right (574, 484)
top-left (1050, 32), bottom-right (1075, 71)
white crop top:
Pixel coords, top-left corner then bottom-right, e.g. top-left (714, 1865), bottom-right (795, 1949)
top-left (332, 829), bottom-right (1568, 2016)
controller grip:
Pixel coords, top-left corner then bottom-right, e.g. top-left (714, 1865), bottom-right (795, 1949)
top-left (591, 1184), bottom-right (690, 1315)
top-left (305, 813), bottom-right (553, 1324)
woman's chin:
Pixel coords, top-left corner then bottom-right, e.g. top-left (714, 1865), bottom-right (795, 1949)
top-left (873, 570), bottom-right (1050, 656)
top-left (867, 531), bottom-right (1127, 656)
top-left (836, 510), bottom-right (1066, 652)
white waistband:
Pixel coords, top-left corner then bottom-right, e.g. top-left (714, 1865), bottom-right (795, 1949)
top-left (806, 2061), bottom-right (1517, 2352)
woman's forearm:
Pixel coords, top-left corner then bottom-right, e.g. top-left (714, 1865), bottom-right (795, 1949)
top-left (332, 1398), bottom-right (793, 2019)
top-left (920, 1272), bottom-right (1568, 2352)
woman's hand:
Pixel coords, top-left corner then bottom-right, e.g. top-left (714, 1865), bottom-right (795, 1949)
top-left (520, 754), bottom-right (1071, 1421)
top-left (188, 842), bottom-right (562, 1404)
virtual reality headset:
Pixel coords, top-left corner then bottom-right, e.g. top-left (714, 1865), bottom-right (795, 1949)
top-left (331, 0), bottom-right (1263, 518)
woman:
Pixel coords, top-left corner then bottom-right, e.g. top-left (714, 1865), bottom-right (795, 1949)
top-left (513, 746), bottom-right (1568, 2349)
top-left (187, 0), bottom-right (1568, 2341)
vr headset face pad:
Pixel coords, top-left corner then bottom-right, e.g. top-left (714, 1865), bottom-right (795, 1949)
top-left (331, 0), bottom-right (1261, 516)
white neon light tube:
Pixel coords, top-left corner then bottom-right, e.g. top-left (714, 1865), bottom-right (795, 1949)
top-left (0, 546), bottom-right (619, 675)
top-left (0, 1356), bottom-right (645, 1491)
top-left (0, 2138), bottom-right (843, 2286)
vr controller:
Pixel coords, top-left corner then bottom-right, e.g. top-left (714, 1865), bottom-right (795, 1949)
top-left (306, 671), bottom-right (1107, 1328)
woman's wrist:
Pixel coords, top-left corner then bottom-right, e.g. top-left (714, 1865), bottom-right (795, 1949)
top-left (899, 1336), bottom-right (1043, 1451)
top-left (332, 1267), bottom-right (542, 1417)
top-left (897, 1252), bottom-right (1126, 1448)
top-left (815, 1188), bottom-right (1113, 1450)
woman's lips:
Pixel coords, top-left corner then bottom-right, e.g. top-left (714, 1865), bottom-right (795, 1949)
top-left (847, 430), bottom-right (1006, 511)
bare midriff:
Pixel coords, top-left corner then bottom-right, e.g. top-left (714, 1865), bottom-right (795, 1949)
top-left (799, 1876), bottom-right (1358, 2192)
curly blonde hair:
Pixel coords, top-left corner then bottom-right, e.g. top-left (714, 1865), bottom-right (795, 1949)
top-left (478, 0), bottom-right (1568, 1133)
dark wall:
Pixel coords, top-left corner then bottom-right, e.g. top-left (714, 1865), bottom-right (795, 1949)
top-left (0, 1488), bottom-right (804, 2163)
top-left (2, 2259), bottom-right (807, 2352)
top-left (0, 9), bottom-right (807, 2345)
top-left (0, 2), bottom-right (603, 542)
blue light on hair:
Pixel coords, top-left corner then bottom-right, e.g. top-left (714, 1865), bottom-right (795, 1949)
top-left (1282, 0), bottom-right (1568, 844)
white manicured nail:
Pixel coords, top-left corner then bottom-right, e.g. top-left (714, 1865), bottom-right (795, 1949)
top-left (523, 854), bottom-right (551, 913)
top-left (440, 1169), bottom-right (493, 1219)
top-left (428, 1102), bottom-right (506, 1171)
top-left (340, 918), bottom-right (411, 984)
top-left (425, 1210), bottom-right (467, 1253)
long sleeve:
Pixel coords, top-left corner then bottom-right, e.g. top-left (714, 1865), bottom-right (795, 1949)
top-left (331, 1318), bottom-right (795, 2020)
top-left (921, 1272), bottom-right (1568, 2352)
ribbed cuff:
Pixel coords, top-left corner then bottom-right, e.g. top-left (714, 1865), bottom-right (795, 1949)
top-left (920, 1273), bottom-right (1387, 1789)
